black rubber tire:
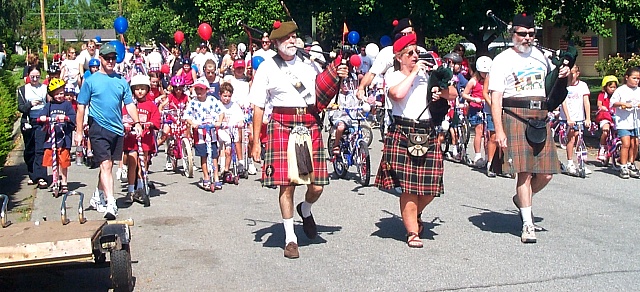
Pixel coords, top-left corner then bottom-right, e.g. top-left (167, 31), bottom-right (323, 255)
top-left (357, 141), bottom-right (371, 186)
top-left (361, 125), bottom-right (373, 147)
top-left (142, 184), bottom-right (150, 207)
top-left (111, 249), bottom-right (133, 292)
top-left (333, 156), bottom-right (348, 179)
top-left (440, 132), bottom-right (451, 155)
top-left (181, 138), bottom-right (194, 178)
top-left (93, 250), bottom-right (106, 264)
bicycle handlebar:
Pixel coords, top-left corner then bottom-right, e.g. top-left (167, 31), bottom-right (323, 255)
top-left (36, 116), bottom-right (70, 123)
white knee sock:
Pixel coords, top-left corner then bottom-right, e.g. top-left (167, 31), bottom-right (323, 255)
top-left (474, 153), bottom-right (482, 161)
top-left (283, 218), bottom-right (297, 244)
top-left (301, 201), bottom-right (313, 218)
top-left (520, 207), bottom-right (533, 226)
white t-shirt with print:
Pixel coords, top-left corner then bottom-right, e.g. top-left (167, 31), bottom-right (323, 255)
top-left (488, 48), bottom-right (552, 99)
top-left (610, 85), bottom-right (640, 130)
top-left (183, 96), bottom-right (224, 143)
top-left (559, 80), bottom-right (590, 121)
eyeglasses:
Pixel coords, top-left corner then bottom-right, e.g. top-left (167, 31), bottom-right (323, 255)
top-left (514, 31), bottom-right (534, 37)
top-left (400, 31), bottom-right (415, 36)
top-left (262, 41), bottom-right (271, 44)
top-left (403, 49), bottom-right (419, 57)
top-left (102, 55), bottom-right (117, 61)
top-left (30, 75), bottom-right (40, 79)
top-left (205, 71), bottom-right (216, 75)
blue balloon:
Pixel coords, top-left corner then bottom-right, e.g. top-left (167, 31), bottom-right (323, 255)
top-left (114, 16), bottom-right (129, 34)
top-left (251, 56), bottom-right (265, 70)
top-left (347, 31), bottom-right (360, 45)
top-left (129, 47), bottom-right (135, 53)
top-left (108, 40), bottom-right (126, 63)
top-left (95, 35), bottom-right (102, 43)
top-left (380, 35), bottom-right (392, 47)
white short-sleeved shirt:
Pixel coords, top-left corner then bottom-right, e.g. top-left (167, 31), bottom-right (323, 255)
top-left (610, 85), bottom-right (640, 130)
top-left (359, 54), bottom-right (372, 74)
top-left (193, 52), bottom-right (216, 75)
top-left (253, 49), bottom-right (277, 60)
top-left (559, 80), bottom-right (590, 121)
top-left (488, 48), bottom-right (552, 98)
top-left (76, 49), bottom-right (99, 71)
top-left (228, 77), bottom-right (250, 108)
top-left (384, 70), bottom-right (431, 120)
top-left (221, 101), bottom-right (244, 126)
top-left (249, 55), bottom-right (320, 108)
top-left (61, 59), bottom-right (82, 82)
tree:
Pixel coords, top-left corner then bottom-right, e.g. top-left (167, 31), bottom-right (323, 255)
top-left (0, 0), bottom-right (30, 51)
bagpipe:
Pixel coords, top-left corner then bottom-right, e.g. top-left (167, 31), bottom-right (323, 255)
top-left (486, 10), bottom-right (579, 111)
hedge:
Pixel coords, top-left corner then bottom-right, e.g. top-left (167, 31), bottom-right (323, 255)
top-left (0, 69), bottom-right (19, 167)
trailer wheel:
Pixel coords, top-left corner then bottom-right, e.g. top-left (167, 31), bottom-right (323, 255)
top-left (111, 249), bottom-right (133, 292)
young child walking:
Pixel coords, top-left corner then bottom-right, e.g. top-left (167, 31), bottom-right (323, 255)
top-left (41, 78), bottom-right (76, 195)
top-left (610, 67), bottom-right (640, 179)
top-left (559, 65), bottom-right (591, 175)
top-left (217, 82), bottom-right (246, 180)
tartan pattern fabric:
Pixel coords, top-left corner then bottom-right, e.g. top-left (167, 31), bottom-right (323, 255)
top-left (315, 57), bottom-right (341, 111)
top-left (502, 97), bottom-right (561, 174)
top-left (374, 118), bottom-right (444, 196)
top-left (262, 112), bottom-right (328, 187)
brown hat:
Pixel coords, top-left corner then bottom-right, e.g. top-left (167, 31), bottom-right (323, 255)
top-left (269, 21), bottom-right (297, 41)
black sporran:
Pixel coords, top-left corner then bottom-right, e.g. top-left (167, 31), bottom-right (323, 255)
top-left (525, 119), bottom-right (547, 145)
top-left (407, 133), bottom-right (431, 156)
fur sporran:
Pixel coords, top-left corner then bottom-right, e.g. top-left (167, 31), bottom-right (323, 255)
top-left (287, 125), bottom-right (314, 184)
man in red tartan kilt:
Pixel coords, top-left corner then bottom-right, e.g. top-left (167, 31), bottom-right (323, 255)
top-left (249, 20), bottom-right (349, 259)
top-left (488, 13), bottom-right (570, 244)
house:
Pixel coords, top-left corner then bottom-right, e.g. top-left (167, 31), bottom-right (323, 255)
top-left (51, 29), bottom-right (118, 43)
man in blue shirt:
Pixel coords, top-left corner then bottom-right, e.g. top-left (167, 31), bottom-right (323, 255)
top-left (75, 43), bottom-right (142, 219)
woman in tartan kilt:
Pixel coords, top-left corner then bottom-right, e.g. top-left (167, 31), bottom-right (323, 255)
top-left (488, 13), bottom-right (570, 244)
top-left (249, 21), bottom-right (348, 259)
top-left (374, 34), bottom-right (457, 248)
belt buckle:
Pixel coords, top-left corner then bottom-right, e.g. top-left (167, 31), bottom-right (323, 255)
top-left (296, 107), bottom-right (306, 115)
top-left (530, 100), bottom-right (542, 110)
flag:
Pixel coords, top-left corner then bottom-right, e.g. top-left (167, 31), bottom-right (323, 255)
top-left (581, 36), bottom-right (599, 57)
top-left (342, 22), bottom-right (349, 36)
top-left (159, 43), bottom-right (170, 62)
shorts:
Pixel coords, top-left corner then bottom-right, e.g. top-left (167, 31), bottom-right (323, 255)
top-left (331, 118), bottom-right (353, 128)
top-left (43, 148), bottom-right (71, 168)
top-left (217, 128), bottom-right (239, 147)
top-left (194, 142), bottom-right (219, 158)
top-left (88, 119), bottom-right (124, 164)
top-left (123, 132), bottom-right (156, 153)
top-left (485, 113), bottom-right (495, 132)
top-left (468, 108), bottom-right (484, 126)
top-left (599, 119), bottom-right (612, 129)
top-left (618, 128), bottom-right (639, 138)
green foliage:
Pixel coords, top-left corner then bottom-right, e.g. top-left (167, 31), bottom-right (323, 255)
top-left (593, 54), bottom-right (640, 79)
top-left (9, 54), bottom-right (27, 70)
top-left (426, 34), bottom-right (465, 55)
top-left (0, 69), bottom-right (20, 167)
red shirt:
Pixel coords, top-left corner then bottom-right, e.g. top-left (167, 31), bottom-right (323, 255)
top-left (122, 99), bottom-right (161, 152)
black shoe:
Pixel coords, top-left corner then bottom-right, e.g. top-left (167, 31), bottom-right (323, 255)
top-left (296, 202), bottom-right (317, 239)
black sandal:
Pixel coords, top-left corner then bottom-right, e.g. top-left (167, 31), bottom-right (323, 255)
top-left (37, 179), bottom-right (48, 189)
top-left (60, 185), bottom-right (69, 195)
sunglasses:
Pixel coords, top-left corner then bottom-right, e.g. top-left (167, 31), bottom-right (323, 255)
top-left (400, 31), bottom-right (415, 36)
top-left (102, 55), bottom-right (117, 61)
top-left (69, 51), bottom-right (76, 54)
top-left (262, 41), bottom-right (271, 44)
top-left (30, 75), bottom-right (40, 79)
top-left (514, 31), bottom-right (534, 37)
top-left (205, 71), bottom-right (216, 75)
top-left (404, 49), bottom-right (419, 57)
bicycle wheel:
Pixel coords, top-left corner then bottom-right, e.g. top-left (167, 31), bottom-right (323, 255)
top-left (461, 118), bottom-right (471, 146)
top-left (327, 134), bottom-right (335, 157)
top-left (356, 140), bottom-right (371, 186)
top-left (361, 125), bottom-right (373, 147)
top-left (440, 131), bottom-right (451, 155)
top-left (611, 141), bottom-right (622, 170)
top-left (332, 154), bottom-right (348, 179)
top-left (181, 137), bottom-right (194, 178)
top-left (559, 131), bottom-right (568, 149)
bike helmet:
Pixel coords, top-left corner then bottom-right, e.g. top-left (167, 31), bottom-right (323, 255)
top-left (475, 56), bottom-right (493, 73)
top-left (47, 64), bottom-right (61, 74)
top-left (130, 74), bottom-right (151, 88)
top-left (443, 52), bottom-right (463, 64)
top-left (64, 84), bottom-right (76, 95)
top-left (601, 75), bottom-right (619, 88)
top-left (47, 78), bottom-right (66, 93)
top-left (170, 76), bottom-right (186, 87)
top-left (88, 58), bottom-right (100, 67)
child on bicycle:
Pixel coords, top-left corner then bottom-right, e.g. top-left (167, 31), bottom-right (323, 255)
top-left (329, 76), bottom-right (360, 155)
top-left (217, 82), bottom-right (247, 181)
top-left (462, 56), bottom-right (491, 167)
top-left (183, 78), bottom-right (225, 190)
top-left (610, 67), bottom-right (640, 179)
top-left (41, 78), bottom-right (76, 195)
top-left (596, 75), bottom-right (618, 161)
top-left (157, 76), bottom-right (190, 158)
top-left (122, 74), bottom-right (161, 203)
top-left (560, 65), bottom-right (591, 176)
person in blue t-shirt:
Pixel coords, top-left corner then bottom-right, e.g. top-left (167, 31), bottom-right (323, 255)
top-left (75, 43), bottom-right (143, 220)
top-left (83, 58), bottom-right (101, 80)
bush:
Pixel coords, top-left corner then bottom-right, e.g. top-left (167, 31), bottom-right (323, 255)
top-left (0, 69), bottom-right (19, 167)
top-left (9, 54), bottom-right (26, 70)
top-left (594, 53), bottom-right (640, 80)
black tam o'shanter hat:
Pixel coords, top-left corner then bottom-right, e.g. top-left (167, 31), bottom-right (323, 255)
top-left (512, 13), bottom-right (534, 29)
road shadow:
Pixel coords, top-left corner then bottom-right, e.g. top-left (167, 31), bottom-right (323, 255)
top-left (464, 205), bottom-right (546, 237)
top-left (247, 218), bottom-right (343, 248)
top-left (0, 161), bottom-right (31, 212)
top-left (370, 210), bottom-right (442, 242)
top-left (0, 263), bottom-right (123, 291)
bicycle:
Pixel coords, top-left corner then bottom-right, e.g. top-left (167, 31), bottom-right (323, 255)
top-left (160, 108), bottom-right (194, 178)
top-left (549, 114), bottom-right (568, 149)
top-left (37, 115), bottom-right (71, 198)
top-left (560, 121), bottom-right (597, 178)
top-left (595, 119), bottom-right (622, 169)
top-left (198, 123), bottom-right (218, 192)
top-left (329, 106), bottom-right (371, 186)
top-left (124, 122), bottom-right (154, 206)
top-left (219, 123), bottom-right (247, 185)
top-left (440, 106), bottom-right (471, 165)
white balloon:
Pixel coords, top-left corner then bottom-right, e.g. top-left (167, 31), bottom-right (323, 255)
top-left (365, 43), bottom-right (379, 59)
top-left (361, 103), bottom-right (371, 113)
top-left (238, 43), bottom-right (246, 53)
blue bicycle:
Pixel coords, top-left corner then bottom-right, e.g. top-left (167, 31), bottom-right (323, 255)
top-left (329, 106), bottom-right (371, 186)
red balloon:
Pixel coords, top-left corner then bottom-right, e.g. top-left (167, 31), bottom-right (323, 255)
top-left (174, 31), bottom-right (184, 45)
top-left (161, 64), bottom-right (170, 74)
top-left (198, 23), bottom-right (212, 41)
top-left (349, 55), bottom-right (361, 68)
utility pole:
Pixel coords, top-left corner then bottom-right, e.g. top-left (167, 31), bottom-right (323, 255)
top-left (58, 0), bottom-right (61, 54)
top-left (40, 0), bottom-right (48, 70)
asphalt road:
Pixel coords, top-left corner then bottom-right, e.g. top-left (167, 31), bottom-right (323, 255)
top-left (2, 129), bottom-right (639, 291)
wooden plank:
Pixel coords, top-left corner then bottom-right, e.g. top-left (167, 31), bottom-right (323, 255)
top-left (0, 220), bottom-right (105, 247)
top-left (0, 238), bottom-right (93, 268)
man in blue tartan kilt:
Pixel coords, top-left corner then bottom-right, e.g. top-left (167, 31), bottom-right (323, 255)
top-left (488, 13), bottom-right (570, 244)
top-left (249, 20), bottom-right (349, 259)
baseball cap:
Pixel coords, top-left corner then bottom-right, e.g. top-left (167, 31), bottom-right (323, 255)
top-left (192, 78), bottom-right (210, 90)
top-left (233, 59), bottom-right (246, 68)
top-left (100, 43), bottom-right (117, 56)
top-left (200, 42), bottom-right (207, 47)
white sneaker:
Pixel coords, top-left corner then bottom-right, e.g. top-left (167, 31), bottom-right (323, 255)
top-left (584, 167), bottom-right (593, 175)
top-left (597, 147), bottom-right (606, 161)
top-left (521, 224), bottom-right (537, 243)
top-left (116, 168), bottom-right (122, 180)
top-left (104, 202), bottom-right (118, 220)
top-left (473, 157), bottom-right (485, 168)
top-left (165, 161), bottom-right (174, 171)
top-left (120, 168), bottom-right (128, 183)
top-left (90, 189), bottom-right (107, 213)
top-left (566, 163), bottom-right (577, 175)
top-left (247, 163), bottom-right (257, 175)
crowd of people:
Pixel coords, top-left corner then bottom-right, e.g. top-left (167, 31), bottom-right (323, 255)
top-left (15, 13), bottom-right (640, 258)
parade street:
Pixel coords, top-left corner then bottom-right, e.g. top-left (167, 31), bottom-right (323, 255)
top-left (5, 130), bottom-right (640, 291)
